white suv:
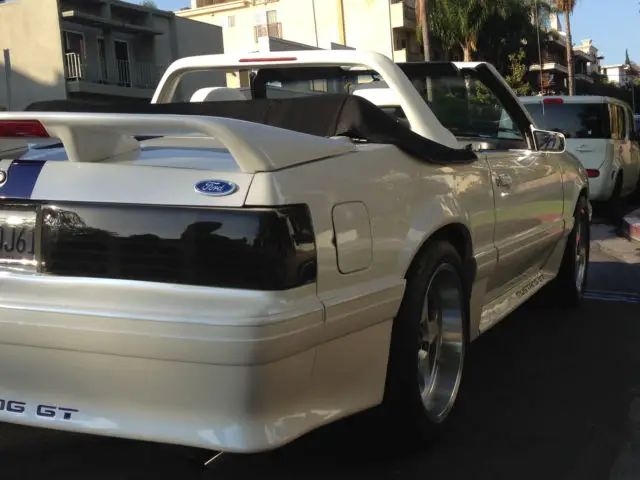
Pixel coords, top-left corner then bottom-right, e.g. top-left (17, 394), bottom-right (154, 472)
top-left (520, 96), bottom-right (640, 212)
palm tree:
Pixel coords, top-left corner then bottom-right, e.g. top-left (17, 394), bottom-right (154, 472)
top-left (476, 0), bottom-right (549, 73)
top-left (555, 0), bottom-right (577, 95)
top-left (416, 0), bottom-right (432, 60)
top-left (430, 0), bottom-right (512, 62)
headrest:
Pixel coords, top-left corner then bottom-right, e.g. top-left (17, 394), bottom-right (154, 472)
top-left (352, 86), bottom-right (401, 107)
top-left (190, 87), bottom-right (248, 103)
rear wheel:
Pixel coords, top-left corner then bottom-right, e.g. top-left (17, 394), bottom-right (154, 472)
top-left (545, 195), bottom-right (590, 308)
top-left (381, 240), bottom-right (469, 444)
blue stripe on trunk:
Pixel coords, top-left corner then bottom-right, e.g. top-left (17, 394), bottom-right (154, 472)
top-left (0, 160), bottom-right (47, 199)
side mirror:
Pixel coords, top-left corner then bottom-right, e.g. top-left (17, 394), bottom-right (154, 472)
top-left (531, 126), bottom-right (566, 153)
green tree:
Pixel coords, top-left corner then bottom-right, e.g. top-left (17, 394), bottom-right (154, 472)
top-left (476, 0), bottom-right (553, 76)
top-left (504, 48), bottom-right (533, 95)
top-left (430, 0), bottom-right (512, 62)
top-left (140, 0), bottom-right (158, 8)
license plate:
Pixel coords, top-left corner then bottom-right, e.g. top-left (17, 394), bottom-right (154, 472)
top-left (0, 209), bottom-right (37, 271)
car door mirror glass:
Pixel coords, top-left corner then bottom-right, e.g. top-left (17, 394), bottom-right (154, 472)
top-left (531, 127), bottom-right (566, 153)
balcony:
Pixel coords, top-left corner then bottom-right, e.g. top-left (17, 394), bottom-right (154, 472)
top-left (253, 22), bottom-right (282, 42)
top-left (391, 1), bottom-right (416, 30)
top-left (61, 10), bottom-right (164, 35)
top-left (393, 48), bottom-right (422, 63)
top-left (195, 0), bottom-right (276, 5)
top-left (575, 73), bottom-right (595, 84)
top-left (64, 52), bottom-right (163, 97)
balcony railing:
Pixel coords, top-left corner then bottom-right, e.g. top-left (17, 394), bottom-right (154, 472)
top-left (64, 52), bottom-right (161, 89)
top-left (253, 22), bottom-right (282, 42)
top-left (196, 0), bottom-right (278, 5)
top-left (391, 0), bottom-right (416, 29)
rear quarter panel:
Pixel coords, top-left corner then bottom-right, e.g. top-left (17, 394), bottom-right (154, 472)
top-left (246, 144), bottom-right (497, 339)
top-left (556, 149), bottom-right (590, 219)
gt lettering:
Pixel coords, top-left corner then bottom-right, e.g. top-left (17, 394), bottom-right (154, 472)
top-left (36, 404), bottom-right (79, 420)
top-left (0, 399), bottom-right (26, 413)
top-left (0, 398), bottom-right (79, 420)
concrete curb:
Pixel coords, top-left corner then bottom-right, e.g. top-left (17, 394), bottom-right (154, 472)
top-left (623, 209), bottom-right (640, 242)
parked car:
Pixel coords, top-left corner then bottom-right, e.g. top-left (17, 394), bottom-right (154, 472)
top-left (519, 95), bottom-right (640, 214)
top-left (0, 51), bottom-right (589, 454)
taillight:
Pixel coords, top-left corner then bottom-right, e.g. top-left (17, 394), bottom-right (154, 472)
top-left (586, 169), bottom-right (600, 178)
top-left (0, 120), bottom-right (49, 138)
top-left (238, 56), bottom-right (298, 63)
top-left (543, 98), bottom-right (564, 104)
top-left (40, 202), bottom-right (317, 291)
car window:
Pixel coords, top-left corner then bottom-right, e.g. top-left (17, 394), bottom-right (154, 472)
top-left (622, 105), bottom-right (631, 140)
top-left (411, 76), bottom-right (525, 143)
top-left (607, 103), bottom-right (627, 140)
top-left (259, 66), bottom-right (527, 149)
top-left (523, 101), bottom-right (610, 139)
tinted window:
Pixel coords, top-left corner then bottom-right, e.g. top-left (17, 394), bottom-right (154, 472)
top-left (264, 70), bottom-right (524, 142)
top-left (523, 102), bottom-right (610, 139)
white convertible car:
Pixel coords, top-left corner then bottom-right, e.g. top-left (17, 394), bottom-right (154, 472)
top-left (0, 51), bottom-right (589, 454)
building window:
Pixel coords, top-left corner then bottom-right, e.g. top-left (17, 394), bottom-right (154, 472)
top-left (223, 15), bottom-right (235, 27)
top-left (254, 9), bottom-right (277, 25)
top-left (63, 31), bottom-right (85, 80)
top-left (63, 31), bottom-right (85, 56)
top-left (253, 9), bottom-right (281, 41)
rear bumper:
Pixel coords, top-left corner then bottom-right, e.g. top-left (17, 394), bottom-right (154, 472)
top-left (0, 273), bottom-right (403, 452)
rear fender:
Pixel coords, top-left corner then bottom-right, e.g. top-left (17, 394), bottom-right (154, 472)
top-left (397, 194), bottom-right (472, 277)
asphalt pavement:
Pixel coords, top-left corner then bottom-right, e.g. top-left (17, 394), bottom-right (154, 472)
top-left (1, 227), bottom-right (640, 479)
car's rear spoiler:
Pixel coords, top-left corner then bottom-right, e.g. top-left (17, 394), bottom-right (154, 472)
top-left (0, 112), bottom-right (355, 173)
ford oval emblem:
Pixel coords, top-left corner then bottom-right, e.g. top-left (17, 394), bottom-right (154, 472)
top-left (194, 179), bottom-right (238, 197)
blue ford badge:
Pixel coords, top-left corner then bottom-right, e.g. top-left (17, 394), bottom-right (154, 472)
top-left (194, 179), bottom-right (238, 196)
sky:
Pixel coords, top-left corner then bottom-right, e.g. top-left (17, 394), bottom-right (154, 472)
top-left (155, 0), bottom-right (639, 65)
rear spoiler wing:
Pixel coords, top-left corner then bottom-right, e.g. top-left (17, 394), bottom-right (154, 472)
top-left (0, 112), bottom-right (354, 173)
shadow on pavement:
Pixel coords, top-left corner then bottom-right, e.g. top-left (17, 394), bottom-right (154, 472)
top-left (203, 299), bottom-right (638, 480)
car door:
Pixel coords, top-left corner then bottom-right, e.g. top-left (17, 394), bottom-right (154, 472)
top-left (479, 97), bottom-right (564, 301)
top-left (620, 103), bottom-right (640, 194)
top-left (608, 102), bottom-right (634, 194)
top-left (486, 148), bottom-right (564, 300)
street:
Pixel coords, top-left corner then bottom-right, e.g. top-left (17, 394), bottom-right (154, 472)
top-left (1, 224), bottom-right (640, 479)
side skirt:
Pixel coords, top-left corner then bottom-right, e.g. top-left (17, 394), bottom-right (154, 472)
top-left (477, 270), bottom-right (555, 335)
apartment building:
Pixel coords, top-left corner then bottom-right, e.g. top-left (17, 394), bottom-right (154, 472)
top-left (528, 13), bottom-right (602, 95)
top-left (176, 0), bottom-right (422, 65)
top-left (601, 63), bottom-right (640, 86)
top-left (0, 0), bottom-right (225, 110)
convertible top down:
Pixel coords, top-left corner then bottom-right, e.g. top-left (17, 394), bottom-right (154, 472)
top-left (0, 50), bottom-right (589, 454)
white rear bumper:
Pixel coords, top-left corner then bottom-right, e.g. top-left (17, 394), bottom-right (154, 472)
top-left (0, 274), bottom-right (403, 452)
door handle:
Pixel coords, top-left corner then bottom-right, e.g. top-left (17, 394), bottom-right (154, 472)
top-left (495, 173), bottom-right (512, 188)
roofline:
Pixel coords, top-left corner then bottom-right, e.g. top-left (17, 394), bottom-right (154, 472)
top-left (519, 95), bottom-right (633, 108)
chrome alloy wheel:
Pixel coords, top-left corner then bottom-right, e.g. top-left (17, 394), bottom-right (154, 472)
top-left (574, 207), bottom-right (589, 293)
top-left (417, 263), bottom-right (465, 424)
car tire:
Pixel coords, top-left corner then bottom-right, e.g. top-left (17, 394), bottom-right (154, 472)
top-left (380, 239), bottom-right (469, 445)
top-left (545, 195), bottom-right (590, 308)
